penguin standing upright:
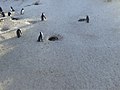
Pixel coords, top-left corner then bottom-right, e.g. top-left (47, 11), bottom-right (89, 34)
top-left (37, 32), bottom-right (44, 42)
top-left (0, 7), bottom-right (3, 13)
top-left (1, 12), bottom-right (5, 17)
top-left (41, 13), bottom-right (46, 21)
top-left (8, 12), bottom-right (11, 16)
top-left (10, 6), bottom-right (15, 12)
top-left (86, 15), bottom-right (89, 23)
top-left (16, 29), bottom-right (22, 38)
top-left (20, 8), bottom-right (24, 15)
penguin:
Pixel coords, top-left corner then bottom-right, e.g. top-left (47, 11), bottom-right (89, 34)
top-left (10, 6), bottom-right (15, 12)
top-left (37, 32), bottom-right (44, 42)
top-left (16, 29), bottom-right (22, 38)
top-left (41, 13), bottom-right (46, 21)
top-left (0, 7), bottom-right (3, 13)
top-left (86, 15), bottom-right (89, 23)
top-left (8, 12), bottom-right (11, 16)
top-left (1, 12), bottom-right (5, 17)
top-left (20, 8), bottom-right (24, 15)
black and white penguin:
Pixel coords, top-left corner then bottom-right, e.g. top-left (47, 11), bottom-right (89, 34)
top-left (10, 6), bottom-right (15, 12)
top-left (41, 13), bottom-right (46, 21)
top-left (16, 29), bottom-right (22, 38)
top-left (37, 32), bottom-right (44, 42)
top-left (20, 8), bottom-right (24, 15)
top-left (1, 12), bottom-right (5, 17)
top-left (0, 7), bottom-right (3, 13)
top-left (86, 15), bottom-right (89, 23)
top-left (8, 12), bottom-right (11, 16)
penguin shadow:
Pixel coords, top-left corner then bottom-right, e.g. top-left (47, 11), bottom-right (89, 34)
top-left (47, 34), bottom-right (63, 41)
top-left (24, 1), bottom-right (42, 7)
top-left (27, 20), bottom-right (39, 24)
